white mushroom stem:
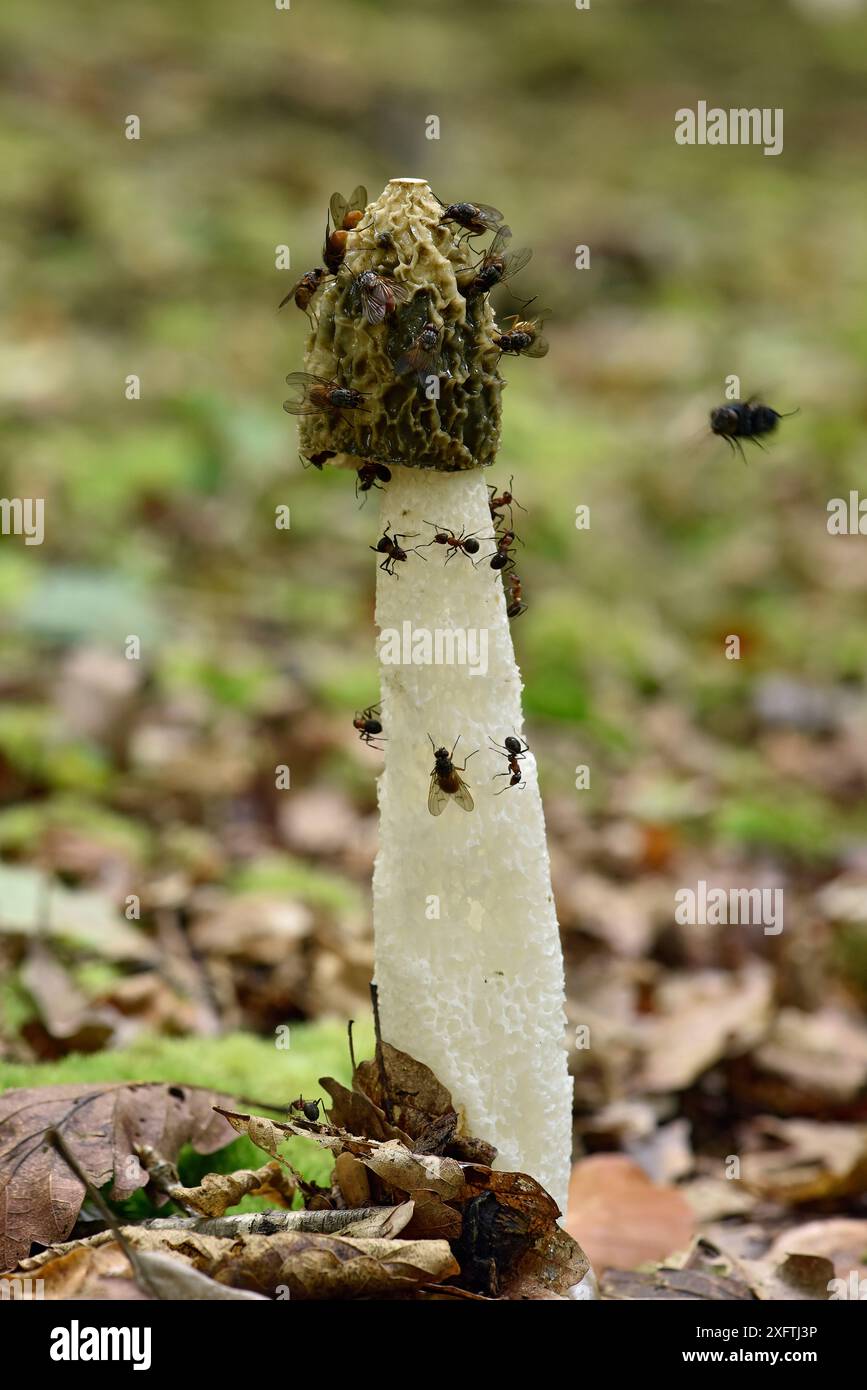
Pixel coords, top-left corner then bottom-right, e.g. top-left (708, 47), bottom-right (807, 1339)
top-left (372, 463), bottom-right (573, 1211)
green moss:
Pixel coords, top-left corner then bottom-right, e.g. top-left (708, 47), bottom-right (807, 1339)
top-left (228, 853), bottom-right (361, 912)
top-left (0, 1023), bottom-right (374, 1097)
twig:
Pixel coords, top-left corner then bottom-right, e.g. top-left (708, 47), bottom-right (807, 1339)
top-left (369, 980), bottom-right (393, 1121)
top-left (138, 1208), bottom-right (389, 1237)
top-left (46, 1128), bottom-right (163, 1300)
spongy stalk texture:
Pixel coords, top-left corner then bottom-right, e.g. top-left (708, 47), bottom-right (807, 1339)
top-left (372, 464), bottom-right (573, 1211)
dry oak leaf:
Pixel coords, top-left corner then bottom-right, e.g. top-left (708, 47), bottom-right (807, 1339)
top-left (318, 1076), bottom-right (413, 1145)
top-left (0, 1082), bottom-right (234, 1270)
top-left (639, 964), bottom-right (773, 1093)
top-left (565, 1154), bottom-right (695, 1275)
top-left (215, 1107), bottom-right (464, 1198)
top-left (22, 1225), bottom-right (459, 1300)
top-left (741, 1218), bottom-right (867, 1301)
top-left (16, 1239), bottom-right (266, 1300)
top-left (169, 1160), bottom-right (297, 1218)
top-left (739, 1117), bottom-right (867, 1204)
top-left (362, 1139), bottom-right (464, 1199)
top-left (354, 1042), bottom-right (456, 1139)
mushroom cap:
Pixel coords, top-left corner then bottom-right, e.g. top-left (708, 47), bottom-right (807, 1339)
top-left (298, 178), bottom-right (504, 472)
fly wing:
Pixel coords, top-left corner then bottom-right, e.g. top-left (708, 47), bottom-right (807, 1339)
top-left (501, 246), bottom-right (533, 280)
top-left (473, 201), bottom-right (504, 226)
top-left (484, 226), bottom-right (513, 262)
top-left (283, 372), bottom-right (327, 415)
top-left (428, 775), bottom-right (449, 816)
top-left (347, 185), bottom-right (368, 215)
top-left (329, 191), bottom-right (349, 227)
top-left (277, 278), bottom-right (301, 310)
top-left (524, 334), bottom-right (549, 358)
top-left (451, 776), bottom-right (475, 812)
top-left (361, 282), bottom-right (388, 324)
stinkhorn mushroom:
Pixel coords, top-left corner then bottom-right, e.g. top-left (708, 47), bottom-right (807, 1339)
top-left (293, 177), bottom-right (572, 1212)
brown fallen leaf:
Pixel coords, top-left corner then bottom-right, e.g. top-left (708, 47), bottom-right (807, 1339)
top-left (334, 1152), bottom-right (371, 1208)
top-left (23, 1225), bottom-right (458, 1300)
top-left (602, 1267), bottom-right (754, 1301)
top-left (640, 965), bottom-right (773, 1093)
top-left (354, 1041), bottom-right (456, 1138)
top-left (402, 1189), bottom-right (463, 1242)
top-left (362, 1139), bottom-right (465, 1200)
top-left (739, 1117), bottom-right (867, 1204)
top-left (565, 1154), bottom-right (695, 1274)
top-left (0, 1082), bottom-right (234, 1270)
top-left (319, 1076), bottom-right (412, 1145)
top-left (216, 1107), bottom-right (464, 1199)
top-left (743, 1218), bottom-right (867, 1301)
top-left (457, 1165), bottom-right (560, 1235)
top-left (166, 1159), bottom-right (297, 1217)
top-left (20, 943), bottom-right (116, 1054)
top-left (730, 1007), bottom-right (867, 1116)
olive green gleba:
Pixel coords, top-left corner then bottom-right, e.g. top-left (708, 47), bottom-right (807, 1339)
top-left (292, 178), bottom-right (505, 473)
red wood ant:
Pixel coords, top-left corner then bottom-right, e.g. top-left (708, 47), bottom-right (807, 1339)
top-left (300, 448), bottom-right (335, 472)
top-left (353, 703), bottom-right (384, 749)
top-left (475, 527), bottom-right (523, 573)
top-left (419, 522), bottom-right (486, 563)
top-left (488, 475), bottom-right (527, 531)
top-left (290, 1095), bottom-right (329, 1123)
top-left (490, 735), bottom-right (529, 793)
top-left (371, 523), bottom-right (426, 577)
top-left (356, 461), bottom-right (391, 502)
top-left (504, 571), bottom-right (527, 619)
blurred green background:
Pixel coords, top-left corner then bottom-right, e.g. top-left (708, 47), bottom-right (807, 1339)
top-left (2, 0), bottom-right (867, 1094)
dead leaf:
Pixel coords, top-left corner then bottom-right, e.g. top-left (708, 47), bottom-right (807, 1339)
top-left (168, 1160), bottom-right (297, 1217)
top-left (565, 1154), bottom-right (695, 1273)
top-left (640, 965), bottom-right (773, 1092)
top-left (733, 1007), bottom-right (867, 1113)
top-left (319, 1076), bottom-right (412, 1145)
top-left (334, 1152), bottom-right (371, 1208)
top-left (0, 864), bottom-right (155, 962)
top-left (0, 1082), bottom-right (234, 1270)
top-left (740, 1117), bottom-right (867, 1204)
top-left (362, 1139), bottom-right (464, 1199)
top-left (354, 1041), bottom-right (455, 1138)
top-left (21, 1223), bottom-right (459, 1299)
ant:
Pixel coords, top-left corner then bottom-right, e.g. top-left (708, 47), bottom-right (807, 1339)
top-left (353, 702), bottom-right (384, 749)
top-left (488, 475), bottom-right (527, 532)
top-left (290, 1095), bottom-right (328, 1124)
top-left (355, 460), bottom-right (391, 503)
top-left (490, 735), bottom-right (529, 793)
top-left (419, 522), bottom-right (487, 562)
top-left (475, 527), bottom-right (523, 573)
top-left (370, 523), bottom-right (426, 577)
top-left (504, 572), bottom-right (527, 619)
